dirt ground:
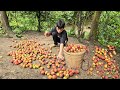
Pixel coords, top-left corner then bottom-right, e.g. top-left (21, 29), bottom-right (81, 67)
top-left (0, 31), bottom-right (120, 79)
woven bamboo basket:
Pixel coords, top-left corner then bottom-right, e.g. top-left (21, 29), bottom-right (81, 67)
top-left (63, 44), bottom-right (86, 69)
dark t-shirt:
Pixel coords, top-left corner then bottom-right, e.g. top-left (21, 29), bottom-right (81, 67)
top-left (50, 27), bottom-right (68, 43)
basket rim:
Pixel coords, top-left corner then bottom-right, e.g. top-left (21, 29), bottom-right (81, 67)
top-left (63, 44), bottom-right (86, 55)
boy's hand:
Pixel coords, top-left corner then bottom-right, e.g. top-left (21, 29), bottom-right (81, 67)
top-left (57, 54), bottom-right (64, 60)
top-left (44, 31), bottom-right (50, 37)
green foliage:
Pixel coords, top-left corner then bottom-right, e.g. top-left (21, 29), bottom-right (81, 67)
top-left (13, 28), bottom-right (22, 34)
top-left (67, 27), bottom-right (75, 36)
top-left (81, 11), bottom-right (94, 24)
top-left (41, 11), bottom-right (74, 32)
top-left (48, 11), bottom-right (74, 24)
top-left (41, 22), bottom-right (51, 32)
top-left (98, 11), bottom-right (120, 48)
top-left (5, 11), bottom-right (76, 34)
top-left (6, 11), bottom-right (93, 36)
top-left (7, 11), bottom-right (38, 34)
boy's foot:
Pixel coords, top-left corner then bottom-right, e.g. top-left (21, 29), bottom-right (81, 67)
top-left (49, 44), bottom-right (59, 48)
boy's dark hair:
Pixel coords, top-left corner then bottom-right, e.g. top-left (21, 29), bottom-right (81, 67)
top-left (56, 19), bottom-right (65, 29)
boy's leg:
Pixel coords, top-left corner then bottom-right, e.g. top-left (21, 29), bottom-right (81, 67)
top-left (52, 32), bottom-right (59, 45)
top-left (50, 32), bottom-right (60, 47)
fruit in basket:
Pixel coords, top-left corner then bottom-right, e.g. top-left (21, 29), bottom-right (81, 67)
top-left (65, 44), bottom-right (86, 53)
top-left (66, 48), bottom-right (69, 52)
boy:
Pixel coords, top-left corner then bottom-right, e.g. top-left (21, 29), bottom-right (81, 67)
top-left (44, 19), bottom-right (68, 60)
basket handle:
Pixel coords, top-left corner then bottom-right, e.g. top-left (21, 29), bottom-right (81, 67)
top-left (81, 47), bottom-right (90, 71)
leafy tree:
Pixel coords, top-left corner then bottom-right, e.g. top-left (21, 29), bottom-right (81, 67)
top-left (98, 11), bottom-right (120, 49)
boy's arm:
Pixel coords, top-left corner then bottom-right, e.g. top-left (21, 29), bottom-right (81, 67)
top-left (44, 28), bottom-right (55, 36)
top-left (49, 28), bottom-right (55, 35)
top-left (57, 43), bottom-right (64, 60)
top-left (58, 43), bottom-right (64, 55)
top-left (48, 27), bottom-right (56, 35)
top-left (57, 31), bottom-right (67, 60)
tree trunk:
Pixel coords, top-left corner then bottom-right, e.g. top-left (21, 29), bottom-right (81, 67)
top-left (73, 11), bottom-right (78, 25)
top-left (36, 11), bottom-right (42, 32)
top-left (0, 11), bottom-right (13, 37)
top-left (89, 11), bottom-right (102, 41)
top-left (78, 11), bottom-right (81, 38)
top-left (76, 11), bottom-right (82, 39)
